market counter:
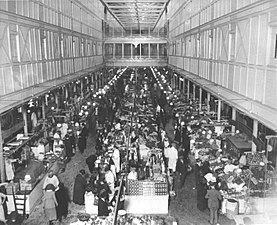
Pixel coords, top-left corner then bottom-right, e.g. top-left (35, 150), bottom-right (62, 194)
top-left (124, 195), bottom-right (169, 214)
top-left (6, 160), bottom-right (61, 215)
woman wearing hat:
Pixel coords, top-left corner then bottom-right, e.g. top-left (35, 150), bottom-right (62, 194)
top-left (73, 170), bottom-right (87, 205)
top-left (98, 189), bottom-right (109, 217)
top-left (42, 184), bottom-right (58, 225)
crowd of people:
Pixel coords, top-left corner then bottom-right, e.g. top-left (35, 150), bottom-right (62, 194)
top-left (36, 67), bottom-right (224, 225)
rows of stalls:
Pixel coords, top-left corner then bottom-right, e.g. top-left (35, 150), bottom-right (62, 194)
top-left (0, 68), bottom-right (109, 217)
top-left (169, 69), bottom-right (277, 224)
top-left (70, 67), bottom-right (178, 225)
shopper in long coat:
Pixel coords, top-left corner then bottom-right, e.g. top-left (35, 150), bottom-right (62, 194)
top-left (73, 170), bottom-right (87, 205)
top-left (78, 124), bottom-right (88, 154)
top-left (64, 134), bottom-right (74, 160)
top-left (55, 183), bottom-right (70, 222)
top-left (98, 189), bottom-right (109, 217)
top-left (43, 184), bottom-right (58, 225)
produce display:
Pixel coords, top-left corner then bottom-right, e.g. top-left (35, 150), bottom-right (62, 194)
top-left (70, 214), bottom-right (177, 225)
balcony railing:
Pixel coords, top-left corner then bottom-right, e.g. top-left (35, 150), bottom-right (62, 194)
top-left (104, 27), bottom-right (168, 39)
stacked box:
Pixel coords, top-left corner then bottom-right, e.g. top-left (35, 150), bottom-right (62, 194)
top-left (6, 182), bottom-right (20, 194)
top-left (142, 181), bottom-right (155, 196)
top-left (19, 179), bottom-right (34, 191)
top-left (128, 180), bottom-right (168, 196)
top-left (128, 180), bottom-right (143, 195)
top-left (155, 182), bottom-right (168, 195)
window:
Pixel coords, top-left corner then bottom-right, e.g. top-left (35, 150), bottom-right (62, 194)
top-left (60, 34), bottom-right (64, 58)
top-left (274, 34), bottom-right (277, 59)
top-left (40, 30), bottom-right (47, 60)
top-left (10, 24), bottom-right (19, 62)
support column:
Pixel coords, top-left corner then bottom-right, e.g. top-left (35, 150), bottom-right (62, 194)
top-left (187, 80), bottom-right (190, 99)
top-left (252, 120), bottom-right (258, 152)
top-left (199, 87), bottom-right (202, 111)
top-left (42, 97), bottom-right (46, 121)
top-left (41, 96), bottom-right (47, 137)
top-left (122, 44), bottom-right (124, 58)
top-left (231, 107), bottom-right (236, 134)
top-left (148, 43), bottom-right (151, 58)
top-left (193, 84), bottom-right (196, 101)
top-left (0, 121), bottom-right (5, 182)
top-left (22, 105), bottom-right (28, 136)
top-left (157, 44), bottom-right (159, 59)
top-left (113, 43), bottom-right (115, 59)
top-left (65, 86), bottom-right (69, 99)
top-left (217, 99), bottom-right (221, 122)
top-left (55, 92), bottom-right (59, 109)
top-left (81, 79), bottom-right (84, 99)
top-left (139, 44), bottom-right (142, 59)
top-left (207, 93), bottom-right (210, 112)
top-left (131, 44), bottom-right (133, 59)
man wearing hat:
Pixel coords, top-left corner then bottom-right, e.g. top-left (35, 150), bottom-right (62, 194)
top-left (176, 154), bottom-right (189, 188)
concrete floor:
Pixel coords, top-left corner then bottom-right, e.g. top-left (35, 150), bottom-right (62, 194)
top-left (22, 127), bottom-right (235, 225)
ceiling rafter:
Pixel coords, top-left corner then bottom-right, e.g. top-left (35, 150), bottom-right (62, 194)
top-left (101, 0), bottom-right (170, 29)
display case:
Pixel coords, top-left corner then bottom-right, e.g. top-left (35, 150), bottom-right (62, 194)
top-left (125, 179), bottom-right (169, 214)
top-left (225, 135), bottom-right (252, 159)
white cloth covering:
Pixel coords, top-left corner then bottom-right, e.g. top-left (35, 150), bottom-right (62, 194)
top-left (167, 146), bottom-right (178, 172)
top-left (127, 171), bottom-right (138, 180)
top-left (31, 112), bottom-right (38, 128)
top-left (5, 158), bottom-right (15, 181)
top-left (224, 164), bottom-right (238, 174)
top-left (33, 143), bottom-right (45, 161)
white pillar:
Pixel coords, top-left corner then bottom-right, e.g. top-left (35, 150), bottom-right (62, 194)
top-left (140, 44), bottom-right (142, 59)
top-left (217, 100), bottom-right (221, 122)
top-left (22, 105), bottom-right (28, 136)
top-left (187, 80), bottom-right (190, 99)
top-left (231, 107), bottom-right (236, 134)
top-left (252, 120), bottom-right (258, 153)
top-left (65, 86), bottom-right (69, 99)
top-left (131, 44), bottom-right (133, 59)
top-left (193, 84), bottom-right (196, 101)
top-left (122, 44), bottom-right (124, 58)
top-left (55, 92), bottom-right (59, 109)
top-left (113, 43), bottom-right (115, 59)
top-left (81, 79), bottom-right (84, 98)
top-left (148, 43), bottom-right (151, 58)
top-left (41, 96), bottom-right (47, 137)
top-left (207, 93), bottom-right (210, 112)
top-left (0, 121), bottom-right (5, 182)
top-left (199, 87), bottom-right (202, 111)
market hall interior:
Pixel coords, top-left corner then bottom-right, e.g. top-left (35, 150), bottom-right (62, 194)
top-left (0, 0), bottom-right (277, 225)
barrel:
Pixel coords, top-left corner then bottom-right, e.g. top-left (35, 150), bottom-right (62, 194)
top-left (226, 199), bottom-right (239, 219)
